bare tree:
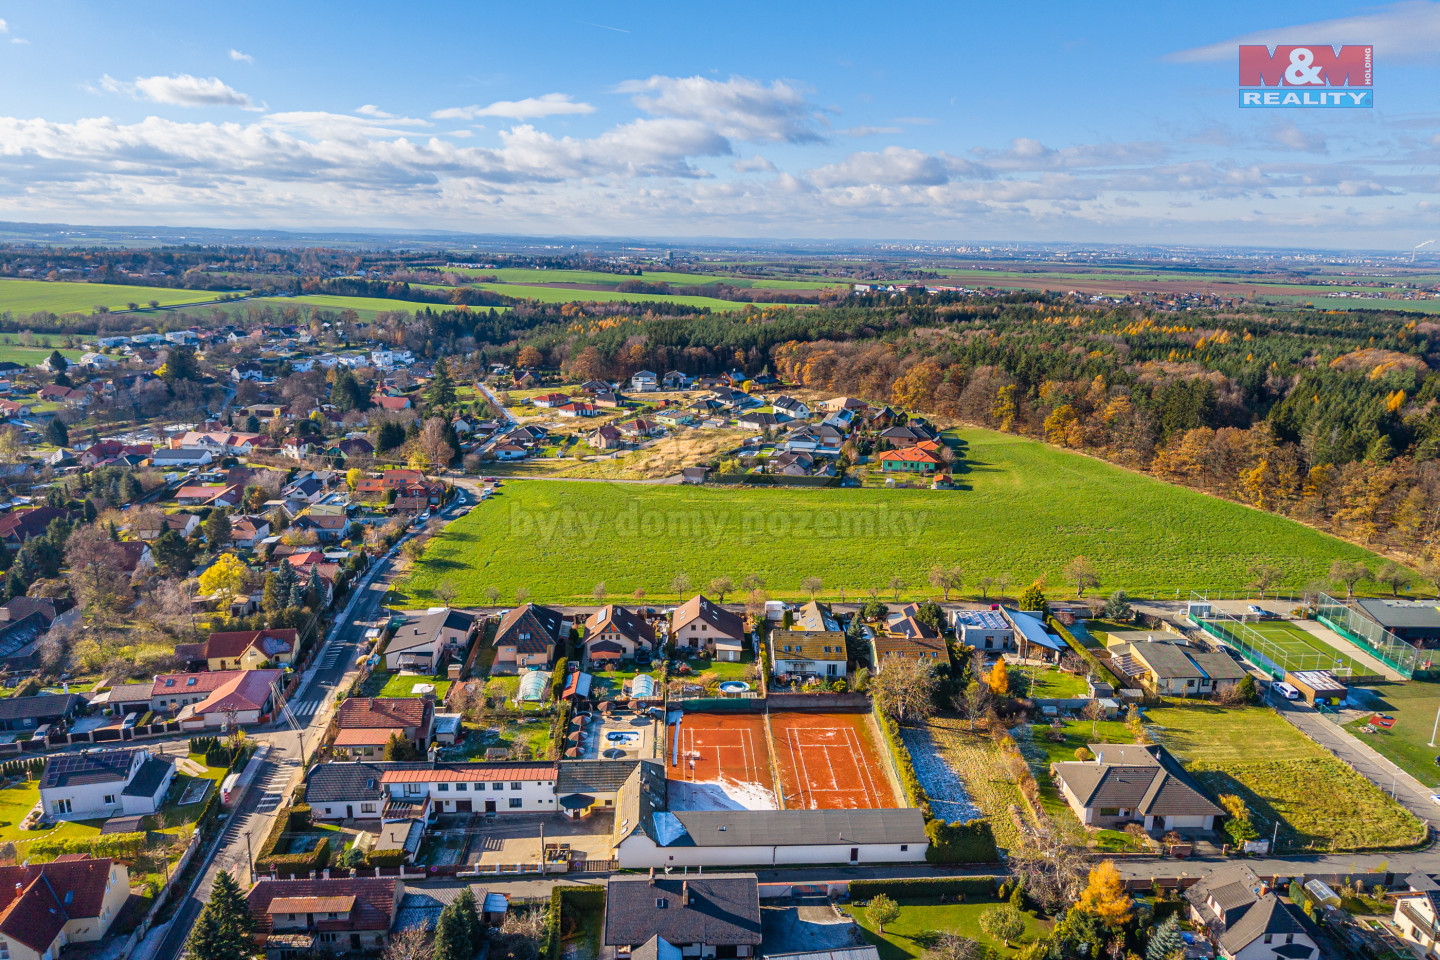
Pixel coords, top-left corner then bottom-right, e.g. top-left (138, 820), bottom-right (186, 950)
top-left (1005, 821), bottom-right (1089, 915)
top-left (669, 573), bottom-right (692, 598)
top-left (887, 575), bottom-right (905, 601)
top-left (1063, 556), bottom-right (1100, 598)
top-left (382, 926), bottom-right (433, 960)
top-left (871, 657), bottom-right (940, 724)
top-left (708, 576), bottom-right (734, 602)
top-left (591, 582), bottom-right (605, 602)
top-left (65, 525), bottom-right (132, 617)
top-left (1329, 559), bottom-right (1369, 599)
top-left (977, 576), bottom-right (996, 600)
top-left (515, 587), bottom-right (531, 606)
top-left (801, 576), bottom-right (823, 600)
top-left (485, 585), bottom-right (501, 606)
top-left (995, 571), bottom-right (1012, 601)
top-left (741, 573), bottom-right (765, 593)
top-left (1082, 699), bottom-right (1105, 738)
top-left (745, 588), bottom-right (768, 624)
top-left (434, 579), bottom-right (458, 609)
top-left (1247, 562), bottom-right (1283, 599)
top-left (960, 680), bottom-right (992, 732)
top-left (1375, 561), bottom-right (1414, 598)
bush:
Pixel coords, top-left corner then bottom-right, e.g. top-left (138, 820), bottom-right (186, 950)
top-left (851, 877), bottom-right (999, 900)
top-left (551, 657), bottom-right (568, 701)
top-left (1048, 617), bottom-right (1121, 688)
top-left (925, 818), bottom-right (999, 864)
top-left (254, 803), bottom-right (330, 875)
top-left (30, 831), bottom-right (146, 860)
top-left (365, 849), bottom-right (409, 868)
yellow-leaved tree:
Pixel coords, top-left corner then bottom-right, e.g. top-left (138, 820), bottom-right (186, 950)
top-left (1076, 860), bottom-right (1132, 928)
top-left (198, 553), bottom-right (249, 600)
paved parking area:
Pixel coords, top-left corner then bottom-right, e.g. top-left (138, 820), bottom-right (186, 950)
top-left (760, 898), bottom-right (865, 956)
top-left (428, 812), bottom-right (616, 864)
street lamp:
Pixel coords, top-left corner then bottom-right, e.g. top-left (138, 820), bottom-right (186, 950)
top-left (1430, 698), bottom-right (1440, 748)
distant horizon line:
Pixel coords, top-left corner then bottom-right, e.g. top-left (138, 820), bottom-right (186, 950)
top-left (0, 218), bottom-right (1433, 261)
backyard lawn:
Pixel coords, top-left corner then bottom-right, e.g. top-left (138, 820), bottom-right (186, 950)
top-left (1020, 718), bottom-right (1147, 852)
top-left (1024, 667), bottom-right (1089, 699)
top-left (364, 670), bottom-right (453, 700)
top-left (845, 898), bottom-right (1051, 959)
top-left (1147, 702), bottom-right (1427, 852)
top-left (1343, 681), bottom-right (1440, 788)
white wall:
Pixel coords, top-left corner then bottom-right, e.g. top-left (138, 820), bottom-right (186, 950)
top-left (41, 778), bottom-right (128, 819)
top-left (387, 777), bottom-right (556, 813)
top-left (616, 836), bottom-right (927, 869)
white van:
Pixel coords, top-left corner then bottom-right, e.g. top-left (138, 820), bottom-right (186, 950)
top-left (1273, 681), bottom-right (1300, 701)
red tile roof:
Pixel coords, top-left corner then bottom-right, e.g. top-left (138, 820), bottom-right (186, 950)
top-left (336, 697), bottom-right (429, 730)
top-left (876, 447), bottom-right (942, 464)
top-left (380, 764), bottom-right (555, 783)
top-left (247, 878), bottom-right (397, 935)
top-left (0, 858), bottom-right (117, 952)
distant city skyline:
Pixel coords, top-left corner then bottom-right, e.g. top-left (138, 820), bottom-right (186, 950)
top-left (1, 1), bottom-right (1439, 248)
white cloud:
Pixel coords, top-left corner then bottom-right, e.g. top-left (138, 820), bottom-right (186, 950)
top-left (1170, 0), bottom-right (1440, 63)
top-left (618, 75), bottom-right (822, 143)
top-left (809, 147), bottom-right (953, 187)
top-left (229, 49), bottom-right (253, 63)
top-left (732, 154), bottom-right (776, 173)
top-left (1268, 123), bottom-right (1327, 154)
top-left (101, 74), bottom-right (262, 110)
top-left (431, 93), bottom-right (594, 121)
top-left (838, 125), bottom-right (901, 138)
top-left (0, 19), bottom-right (8, 33)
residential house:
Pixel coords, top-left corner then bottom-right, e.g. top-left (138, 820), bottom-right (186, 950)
top-left (149, 669), bottom-right (283, 727)
top-left (246, 877), bottom-right (402, 958)
top-left (631, 371), bottom-right (659, 392)
top-left (151, 447), bottom-right (214, 468)
top-left (558, 401), bottom-right (600, 418)
top-left (951, 609), bottom-right (1014, 652)
top-left (0, 694), bottom-right (82, 732)
top-left (382, 609), bottom-right (477, 672)
top-left (492, 604), bottom-right (564, 674)
top-left (680, 466), bottom-right (709, 484)
top-left (328, 437), bottom-right (375, 459)
top-left (231, 360), bottom-right (265, 382)
top-left (662, 371), bottom-right (691, 390)
top-left (373, 395), bottom-right (412, 412)
top-left (768, 451), bottom-right (833, 477)
top-left (230, 516), bottom-right (272, 548)
top-left (333, 697), bottom-right (434, 759)
top-left (1003, 608), bottom-right (1068, 663)
top-left (530, 393), bottom-right (571, 409)
top-left (0, 507), bottom-right (75, 547)
top-left (770, 630), bottom-right (847, 680)
top-left (175, 483), bottom-right (242, 507)
top-left (875, 446), bottom-right (943, 474)
top-left (737, 411), bottom-right (791, 431)
top-left (583, 605), bottom-right (657, 665)
top-left (1050, 742), bottom-right (1223, 832)
top-left (589, 424), bottom-right (624, 450)
top-left (133, 511), bottom-right (199, 540)
top-left (671, 595), bottom-right (744, 661)
top-left (304, 760), bottom-right (560, 819)
top-left (280, 436), bottom-right (315, 460)
top-left (40, 748), bottom-right (174, 819)
top-left (1186, 864), bottom-right (1319, 960)
top-left (0, 858), bottom-right (132, 960)
top-left (555, 759), bottom-right (649, 818)
top-left (304, 762), bottom-right (387, 820)
top-left (174, 628), bottom-right (297, 671)
top-left (1107, 636), bottom-right (1243, 698)
top-left (1394, 889), bottom-right (1440, 960)
top-left (772, 396), bottom-right (810, 418)
top-left (175, 431), bottom-right (263, 455)
top-left (603, 874), bottom-right (762, 960)
top-left (292, 513), bottom-right (351, 544)
top-left (871, 631), bottom-right (946, 667)
top-left (795, 600), bottom-right (840, 633)
top-left (878, 423), bottom-right (938, 448)
top-left (820, 396), bottom-right (869, 414)
top-left (617, 419), bottom-right (661, 440)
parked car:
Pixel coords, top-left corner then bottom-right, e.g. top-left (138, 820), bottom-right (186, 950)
top-left (1272, 681), bottom-right (1300, 700)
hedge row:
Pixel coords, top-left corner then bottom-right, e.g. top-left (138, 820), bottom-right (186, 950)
top-left (540, 886), bottom-right (563, 960)
top-left (544, 885), bottom-right (603, 960)
top-left (365, 849), bottom-right (408, 868)
top-left (1048, 617), bottom-right (1121, 688)
top-left (254, 803), bottom-right (330, 875)
top-left (31, 831), bottom-right (147, 860)
top-left (550, 657), bottom-right (568, 701)
top-left (0, 758), bottom-right (44, 780)
top-left (850, 877), bottom-right (1000, 900)
top-left (872, 707), bottom-right (999, 864)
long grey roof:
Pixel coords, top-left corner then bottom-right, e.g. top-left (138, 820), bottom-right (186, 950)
top-left (1053, 744), bottom-right (1223, 819)
top-left (121, 757), bottom-right (173, 797)
top-left (665, 808), bottom-right (927, 847)
top-left (558, 759), bottom-right (641, 796)
top-left (1220, 895), bottom-right (1312, 955)
top-left (1355, 599), bottom-right (1440, 630)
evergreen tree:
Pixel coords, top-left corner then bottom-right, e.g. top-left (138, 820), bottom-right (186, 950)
top-left (1146, 914), bottom-right (1183, 960)
top-left (204, 509), bottom-right (232, 546)
top-left (162, 344), bottom-right (199, 384)
top-left (44, 418), bottom-right (68, 448)
top-left (245, 414), bottom-right (261, 433)
top-left (374, 421), bottom-right (405, 452)
top-left (452, 887), bottom-right (484, 956)
top-left (274, 561), bottom-right (298, 601)
top-left (289, 581), bottom-right (308, 609)
top-left (152, 529), bottom-right (194, 578)
top-left (47, 350), bottom-right (67, 373)
top-left (82, 498), bottom-right (97, 523)
top-left (426, 357), bottom-right (457, 409)
top-left (432, 899), bottom-right (467, 960)
top-left (262, 572), bottom-right (283, 615)
top-left (184, 870), bottom-right (254, 960)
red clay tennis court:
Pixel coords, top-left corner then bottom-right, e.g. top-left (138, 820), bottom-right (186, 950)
top-left (668, 711), bottom-right (775, 791)
top-left (769, 711), bottom-right (897, 810)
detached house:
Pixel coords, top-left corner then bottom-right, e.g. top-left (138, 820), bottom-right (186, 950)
top-left (1107, 637), bottom-right (1246, 698)
top-left (1395, 889), bottom-right (1440, 960)
top-left (247, 877), bottom-right (402, 958)
top-left (1050, 742), bottom-right (1223, 833)
top-left (40, 748), bottom-right (174, 819)
top-left (583, 605), bottom-right (657, 665)
top-left (174, 628), bottom-right (297, 671)
top-left (333, 697), bottom-right (434, 758)
top-left (603, 874), bottom-right (762, 960)
top-left (0, 858), bottom-right (132, 960)
top-left (671, 595), bottom-right (744, 661)
top-left (770, 630), bottom-right (847, 680)
top-left (383, 609), bottom-right (477, 672)
top-left (492, 604), bottom-right (564, 673)
top-left (1185, 864), bottom-right (1319, 960)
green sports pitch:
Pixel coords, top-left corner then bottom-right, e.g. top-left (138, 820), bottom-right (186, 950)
top-left (1213, 618), bottom-right (1375, 677)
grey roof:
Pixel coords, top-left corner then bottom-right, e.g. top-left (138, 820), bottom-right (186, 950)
top-left (305, 762), bottom-right (386, 804)
top-left (1126, 640), bottom-right (1206, 679)
top-left (121, 756), bottom-right (173, 798)
top-left (394, 882), bottom-right (492, 932)
top-left (0, 694), bottom-right (80, 723)
top-left (1407, 872), bottom-right (1440, 893)
top-left (1184, 863), bottom-right (1264, 929)
top-left (630, 935), bottom-right (681, 960)
top-left (41, 748), bottom-right (135, 788)
top-left (1355, 599), bottom-right (1440, 630)
top-left (388, 608), bottom-right (475, 653)
top-left (614, 760), bottom-right (668, 847)
top-left (495, 603), bottom-right (564, 655)
top-left (664, 809), bottom-right (927, 847)
top-left (1220, 895), bottom-right (1313, 956)
top-left (1188, 649), bottom-right (1247, 681)
top-left (1052, 744), bottom-right (1223, 819)
top-left (604, 874), bottom-right (761, 948)
top-left (558, 759), bottom-right (642, 796)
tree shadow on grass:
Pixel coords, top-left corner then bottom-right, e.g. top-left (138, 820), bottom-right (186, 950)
top-left (1192, 769), bottom-right (1323, 852)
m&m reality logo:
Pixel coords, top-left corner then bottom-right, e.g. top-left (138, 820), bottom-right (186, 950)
top-left (1238, 45), bottom-right (1372, 108)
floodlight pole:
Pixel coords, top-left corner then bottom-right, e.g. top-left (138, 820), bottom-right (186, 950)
top-left (1429, 699), bottom-right (1440, 748)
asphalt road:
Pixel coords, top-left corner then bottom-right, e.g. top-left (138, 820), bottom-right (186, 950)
top-left (143, 493), bottom-right (467, 960)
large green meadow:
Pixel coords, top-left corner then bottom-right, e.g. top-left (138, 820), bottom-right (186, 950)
top-left (401, 428), bottom-right (1387, 604)
top-left (452, 266), bottom-right (835, 290)
top-left (0, 278), bottom-right (237, 315)
top-left (468, 282), bottom-right (746, 311)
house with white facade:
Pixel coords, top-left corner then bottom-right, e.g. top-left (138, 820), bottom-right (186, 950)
top-left (769, 630), bottom-right (847, 680)
top-left (1186, 864), bottom-right (1320, 960)
top-left (1050, 742), bottom-right (1223, 833)
top-left (0, 858), bottom-right (132, 960)
top-left (304, 760), bottom-right (559, 820)
top-left (39, 748), bottom-right (175, 819)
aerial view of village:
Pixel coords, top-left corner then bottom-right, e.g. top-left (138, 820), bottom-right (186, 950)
top-left (0, 3), bottom-right (1437, 960)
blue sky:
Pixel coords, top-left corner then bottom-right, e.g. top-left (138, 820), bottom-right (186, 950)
top-left (1, 0), bottom-right (1438, 247)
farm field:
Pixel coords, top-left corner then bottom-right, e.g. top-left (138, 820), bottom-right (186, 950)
top-left (845, 896), bottom-right (1051, 959)
top-left (469, 282), bottom-right (747, 311)
top-left (0, 344), bottom-right (84, 366)
top-left (0, 278), bottom-right (238, 315)
top-left (1344, 681), bottom-right (1440, 788)
top-left (248, 294), bottom-right (509, 318)
top-left (453, 267), bottom-right (834, 290)
top-left (1147, 702), bottom-right (1426, 852)
top-left (401, 428), bottom-right (1389, 604)
top-left (902, 718), bottom-right (1027, 849)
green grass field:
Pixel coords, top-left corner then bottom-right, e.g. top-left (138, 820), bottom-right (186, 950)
top-left (0, 344), bottom-right (84, 366)
top-left (1344, 682), bottom-right (1440, 788)
top-left (844, 898), bottom-right (1051, 959)
top-left (250, 294), bottom-right (509, 319)
top-left (0, 278), bottom-right (238, 315)
top-left (403, 428), bottom-right (1388, 604)
top-left (1245, 621), bottom-right (1374, 675)
top-left (1148, 702), bottom-right (1426, 851)
top-left (469, 282), bottom-right (749, 311)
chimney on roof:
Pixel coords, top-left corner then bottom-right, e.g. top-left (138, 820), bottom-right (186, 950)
top-left (681, 881), bottom-right (689, 906)
top-left (648, 868), bottom-right (655, 885)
